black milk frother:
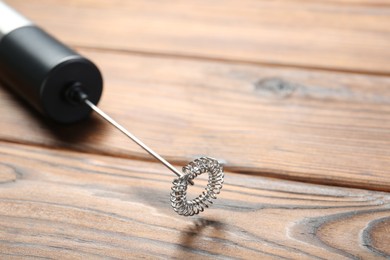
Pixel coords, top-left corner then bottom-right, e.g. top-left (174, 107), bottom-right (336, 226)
top-left (0, 1), bottom-right (224, 216)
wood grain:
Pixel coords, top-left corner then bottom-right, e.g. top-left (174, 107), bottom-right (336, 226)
top-left (0, 141), bottom-right (389, 259)
top-left (1, 0), bottom-right (389, 257)
top-left (1, 49), bottom-right (389, 191)
top-left (8, 0), bottom-right (390, 74)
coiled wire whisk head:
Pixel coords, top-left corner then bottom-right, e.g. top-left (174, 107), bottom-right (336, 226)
top-left (170, 157), bottom-right (224, 216)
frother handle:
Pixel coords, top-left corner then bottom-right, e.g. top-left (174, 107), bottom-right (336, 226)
top-left (0, 1), bottom-right (103, 123)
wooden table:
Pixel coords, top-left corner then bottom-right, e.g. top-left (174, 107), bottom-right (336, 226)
top-left (1, 0), bottom-right (390, 258)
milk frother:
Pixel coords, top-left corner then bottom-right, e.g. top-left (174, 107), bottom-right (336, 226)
top-left (0, 1), bottom-right (224, 216)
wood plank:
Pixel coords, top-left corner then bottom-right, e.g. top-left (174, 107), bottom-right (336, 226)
top-left (0, 141), bottom-right (389, 259)
top-left (1, 49), bottom-right (389, 191)
top-left (8, 0), bottom-right (390, 74)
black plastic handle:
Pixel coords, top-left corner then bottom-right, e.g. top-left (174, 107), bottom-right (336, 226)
top-left (0, 3), bottom-right (103, 123)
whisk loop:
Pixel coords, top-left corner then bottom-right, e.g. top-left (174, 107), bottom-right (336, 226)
top-left (170, 157), bottom-right (224, 216)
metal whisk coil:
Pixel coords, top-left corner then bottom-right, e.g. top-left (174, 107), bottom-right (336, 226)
top-left (170, 157), bottom-right (224, 216)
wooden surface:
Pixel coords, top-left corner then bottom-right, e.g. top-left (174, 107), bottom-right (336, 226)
top-left (1, 0), bottom-right (390, 258)
top-left (1, 142), bottom-right (390, 259)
